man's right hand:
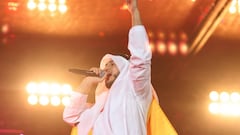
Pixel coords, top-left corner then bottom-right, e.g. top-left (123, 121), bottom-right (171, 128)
top-left (76, 67), bottom-right (106, 95)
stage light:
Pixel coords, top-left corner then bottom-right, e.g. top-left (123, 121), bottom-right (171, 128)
top-left (50, 83), bottom-right (61, 95)
top-left (209, 91), bottom-right (219, 101)
top-left (28, 95), bottom-right (38, 105)
top-left (26, 82), bottom-right (73, 106)
top-left (51, 96), bottom-right (61, 106)
top-left (231, 92), bottom-right (240, 102)
top-left (209, 102), bottom-right (220, 114)
top-left (59, 0), bottom-right (66, 4)
top-left (62, 96), bottom-right (71, 106)
top-left (58, 4), bottom-right (67, 13)
top-left (49, 0), bottom-right (56, 3)
top-left (120, 3), bottom-right (128, 10)
top-left (157, 41), bottom-right (167, 55)
top-left (220, 92), bottom-right (230, 102)
top-left (48, 3), bottom-right (57, 12)
top-left (61, 84), bottom-right (72, 95)
top-left (149, 42), bottom-right (155, 53)
top-left (179, 42), bottom-right (188, 55)
top-left (27, 1), bottom-right (37, 10)
top-left (168, 42), bottom-right (177, 55)
top-left (38, 82), bottom-right (50, 95)
top-left (26, 82), bottom-right (38, 94)
top-left (157, 32), bottom-right (165, 40)
top-left (8, 2), bottom-right (19, 11)
top-left (229, 0), bottom-right (240, 14)
top-left (39, 95), bottom-right (49, 106)
top-left (209, 91), bottom-right (240, 116)
top-left (38, 2), bottom-right (47, 11)
top-left (1, 24), bottom-right (10, 34)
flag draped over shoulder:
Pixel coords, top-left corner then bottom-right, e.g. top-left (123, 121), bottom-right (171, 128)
top-left (147, 98), bottom-right (178, 135)
top-left (70, 98), bottom-right (178, 135)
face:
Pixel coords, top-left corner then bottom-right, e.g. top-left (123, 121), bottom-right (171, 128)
top-left (103, 60), bottom-right (120, 89)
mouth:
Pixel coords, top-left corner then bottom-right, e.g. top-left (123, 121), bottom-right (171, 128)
top-left (105, 73), bottom-right (112, 80)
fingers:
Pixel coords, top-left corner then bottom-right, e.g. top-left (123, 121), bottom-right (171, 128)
top-left (89, 67), bottom-right (102, 76)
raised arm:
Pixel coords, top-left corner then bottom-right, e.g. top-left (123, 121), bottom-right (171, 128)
top-left (127, 0), bottom-right (152, 95)
top-left (126, 0), bottom-right (142, 26)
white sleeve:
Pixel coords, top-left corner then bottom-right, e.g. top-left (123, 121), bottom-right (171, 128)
top-left (128, 25), bottom-right (152, 95)
top-left (63, 91), bottom-right (108, 134)
top-left (63, 91), bottom-right (89, 126)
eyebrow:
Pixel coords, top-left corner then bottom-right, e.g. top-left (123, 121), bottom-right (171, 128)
top-left (105, 60), bottom-right (114, 66)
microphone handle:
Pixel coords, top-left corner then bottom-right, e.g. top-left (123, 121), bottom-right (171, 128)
top-left (69, 69), bottom-right (104, 77)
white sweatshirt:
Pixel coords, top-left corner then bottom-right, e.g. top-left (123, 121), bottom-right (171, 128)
top-left (63, 25), bottom-right (152, 135)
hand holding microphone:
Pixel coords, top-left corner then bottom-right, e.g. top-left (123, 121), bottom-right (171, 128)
top-left (69, 68), bottom-right (105, 78)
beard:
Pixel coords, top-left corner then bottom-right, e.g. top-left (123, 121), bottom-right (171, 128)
top-left (105, 73), bottom-right (119, 89)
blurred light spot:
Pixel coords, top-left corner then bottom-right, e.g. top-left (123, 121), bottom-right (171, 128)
top-left (120, 3), bottom-right (128, 10)
top-left (179, 42), bottom-right (188, 55)
top-left (26, 82), bottom-right (38, 94)
top-left (209, 103), bottom-right (219, 114)
top-left (48, 4), bottom-right (57, 12)
top-left (157, 41), bottom-right (166, 55)
top-left (58, 4), bottom-right (67, 13)
top-left (51, 96), bottom-right (61, 106)
top-left (231, 92), bottom-right (240, 102)
top-left (62, 96), bottom-right (70, 106)
top-left (27, 1), bottom-right (37, 10)
top-left (28, 95), bottom-right (38, 105)
top-left (39, 95), bottom-right (49, 106)
top-left (209, 91), bottom-right (219, 101)
top-left (1, 24), bottom-right (9, 34)
top-left (168, 42), bottom-right (177, 55)
top-left (220, 92), bottom-right (230, 102)
top-left (149, 42), bottom-right (155, 52)
top-left (38, 2), bottom-right (47, 11)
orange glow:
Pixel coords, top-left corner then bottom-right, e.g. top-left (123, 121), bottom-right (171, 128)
top-left (209, 91), bottom-right (219, 101)
top-left (48, 4), bottom-right (57, 12)
top-left (26, 82), bottom-right (73, 106)
top-left (1, 24), bottom-right (9, 34)
top-left (58, 4), bottom-right (67, 13)
top-left (157, 41), bottom-right (166, 55)
top-left (168, 42), bottom-right (177, 55)
top-left (8, 2), bottom-right (19, 11)
top-left (51, 96), bottom-right (61, 106)
top-left (38, 2), bottom-right (47, 11)
top-left (39, 95), bottom-right (49, 106)
top-left (120, 3), bottom-right (128, 10)
top-left (59, 0), bottom-right (66, 4)
top-left (149, 42), bottom-right (155, 52)
top-left (179, 42), bottom-right (188, 55)
top-left (157, 32), bottom-right (165, 40)
top-left (62, 96), bottom-right (70, 106)
top-left (28, 95), bottom-right (38, 105)
top-left (209, 91), bottom-right (240, 116)
top-left (220, 92), bottom-right (230, 102)
top-left (27, 1), bottom-right (37, 10)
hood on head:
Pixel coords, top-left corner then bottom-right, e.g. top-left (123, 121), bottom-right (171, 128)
top-left (100, 54), bottom-right (129, 73)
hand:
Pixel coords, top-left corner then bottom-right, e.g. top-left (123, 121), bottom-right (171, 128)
top-left (76, 67), bottom-right (106, 94)
top-left (126, 0), bottom-right (138, 14)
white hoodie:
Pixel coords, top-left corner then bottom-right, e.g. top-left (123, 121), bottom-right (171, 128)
top-left (63, 25), bottom-right (152, 135)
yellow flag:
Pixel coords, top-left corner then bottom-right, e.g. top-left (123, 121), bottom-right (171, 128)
top-left (147, 98), bottom-right (178, 135)
top-left (70, 126), bottom-right (92, 135)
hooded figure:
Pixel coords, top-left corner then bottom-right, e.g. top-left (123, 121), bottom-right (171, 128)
top-left (63, 25), bottom-right (153, 135)
top-left (63, 0), bottom-right (177, 134)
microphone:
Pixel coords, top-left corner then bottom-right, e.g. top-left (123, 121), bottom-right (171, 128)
top-left (69, 68), bottom-right (105, 77)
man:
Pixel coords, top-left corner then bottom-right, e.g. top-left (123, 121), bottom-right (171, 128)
top-left (63, 0), bottom-right (153, 134)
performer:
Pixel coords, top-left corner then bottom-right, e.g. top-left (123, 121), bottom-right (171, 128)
top-left (63, 0), bottom-right (178, 135)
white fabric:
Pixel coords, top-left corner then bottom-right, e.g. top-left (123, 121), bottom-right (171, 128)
top-left (63, 25), bottom-right (152, 135)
